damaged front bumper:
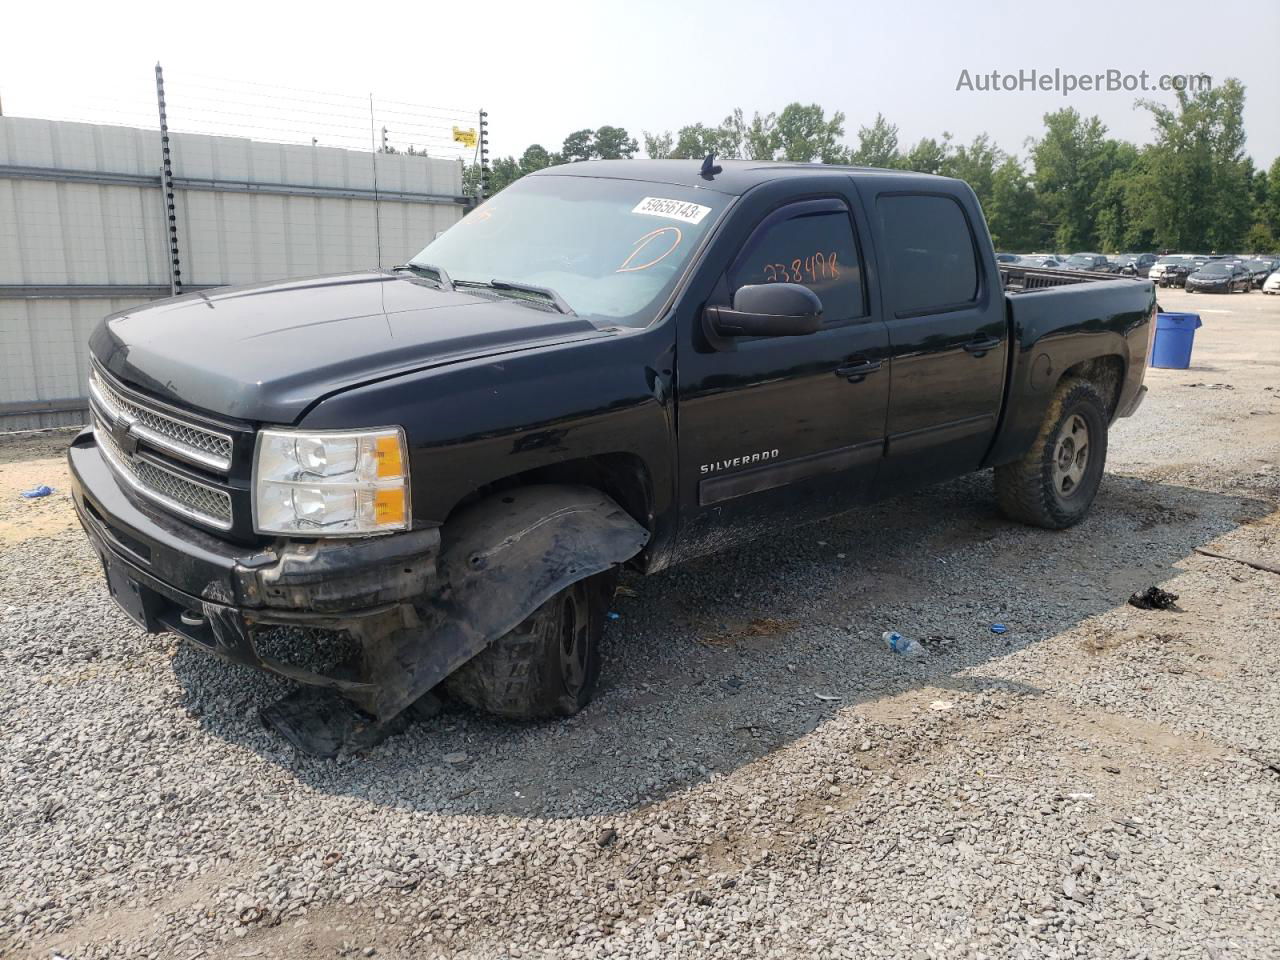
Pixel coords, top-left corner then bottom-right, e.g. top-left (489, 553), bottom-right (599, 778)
top-left (67, 430), bottom-right (440, 717)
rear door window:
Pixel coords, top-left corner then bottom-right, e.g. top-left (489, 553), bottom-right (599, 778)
top-left (876, 194), bottom-right (979, 316)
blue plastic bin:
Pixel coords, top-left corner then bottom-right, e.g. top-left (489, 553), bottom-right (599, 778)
top-left (1151, 312), bottom-right (1202, 369)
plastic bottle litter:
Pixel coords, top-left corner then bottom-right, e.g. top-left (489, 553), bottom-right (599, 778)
top-left (990, 623), bottom-right (1008, 634)
top-left (883, 630), bottom-right (927, 659)
top-left (20, 485), bottom-right (53, 499)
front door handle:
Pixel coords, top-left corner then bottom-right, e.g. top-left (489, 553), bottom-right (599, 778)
top-left (963, 336), bottom-right (1001, 357)
top-left (834, 359), bottom-right (883, 383)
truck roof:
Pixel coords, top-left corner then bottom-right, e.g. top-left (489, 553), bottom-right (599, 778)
top-left (530, 158), bottom-right (956, 195)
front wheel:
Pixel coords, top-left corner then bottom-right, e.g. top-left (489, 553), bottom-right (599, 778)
top-left (994, 378), bottom-right (1109, 530)
top-left (443, 571), bottom-right (615, 719)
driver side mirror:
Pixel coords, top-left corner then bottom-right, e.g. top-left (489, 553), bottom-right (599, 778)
top-left (706, 283), bottom-right (823, 338)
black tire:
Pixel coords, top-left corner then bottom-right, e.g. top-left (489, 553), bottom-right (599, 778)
top-left (443, 571), bottom-right (615, 719)
top-left (994, 377), bottom-right (1109, 530)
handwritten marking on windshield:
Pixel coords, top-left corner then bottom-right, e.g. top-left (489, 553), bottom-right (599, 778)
top-left (617, 227), bottom-right (683, 273)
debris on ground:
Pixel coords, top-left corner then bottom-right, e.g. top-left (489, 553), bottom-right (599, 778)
top-left (1194, 546), bottom-right (1280, 575)
top-left (990, 623), bottom-right (1008, 634)
top-left (259, 686), bottom-right (413, 758)
top-left (883, 630), bottom-right (927, 659)
top-left (1128, 586), bottom-right (1180, 611)
top-left (19, 485), bottom-right (53, 498)
top-left (699, 617), bottom-right (795, 647)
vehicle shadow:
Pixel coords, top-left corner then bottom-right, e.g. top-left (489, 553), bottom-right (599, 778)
top-left (170, 471), bottom-right (1271, 819)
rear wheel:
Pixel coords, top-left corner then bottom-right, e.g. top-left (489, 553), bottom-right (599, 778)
top-left (995, 378), bottom-right (1109, 530)
top-left (443, 571), bottom-right (615, 719)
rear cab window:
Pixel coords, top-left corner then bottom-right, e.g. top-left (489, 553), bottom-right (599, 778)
top-left (728, 199), bottom-right (867, 324)
top-left (875, 194), bottom-right (980, 316)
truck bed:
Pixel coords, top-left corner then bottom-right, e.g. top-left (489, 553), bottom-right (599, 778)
top-left (984, 273), bottom-right (1157, 467)
top-left (1000, 264), bottom-right (1142, 292)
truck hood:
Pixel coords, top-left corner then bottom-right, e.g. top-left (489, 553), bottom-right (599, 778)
top-left (90, 271), bottom-right (607, 423)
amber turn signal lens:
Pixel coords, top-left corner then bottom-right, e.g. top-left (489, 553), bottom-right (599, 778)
top-left (374, 487), bottom-right (407, 526)
top-left (374, 434), bottom-right (404, 479)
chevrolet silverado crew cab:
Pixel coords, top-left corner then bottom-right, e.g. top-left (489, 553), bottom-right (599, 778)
top-left (70, 159), bottom-right (1154, 752)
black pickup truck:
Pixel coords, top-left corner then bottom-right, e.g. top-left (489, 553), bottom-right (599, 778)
top-left (69, 159), bottom-right (1154, 751)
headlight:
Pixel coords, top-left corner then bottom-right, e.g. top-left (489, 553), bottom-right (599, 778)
top-left (253, 427), bottom-right (410, 536)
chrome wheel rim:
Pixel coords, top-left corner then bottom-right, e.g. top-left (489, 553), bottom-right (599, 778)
top-left (1053, 413), bottom-right (1090, 498)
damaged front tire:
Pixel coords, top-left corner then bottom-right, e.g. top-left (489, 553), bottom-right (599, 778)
top-left (444, 570), bottom-right (616, 719)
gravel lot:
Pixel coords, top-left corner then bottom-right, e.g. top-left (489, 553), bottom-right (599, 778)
top-left (1, 288), bottom-right (1278, 959)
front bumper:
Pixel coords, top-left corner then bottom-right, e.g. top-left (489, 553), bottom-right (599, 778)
top-left (68, 429), bottom-right (440, 709)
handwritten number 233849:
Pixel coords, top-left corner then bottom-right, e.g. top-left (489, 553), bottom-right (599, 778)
top-left (763, 252), bottom-right (839, 285)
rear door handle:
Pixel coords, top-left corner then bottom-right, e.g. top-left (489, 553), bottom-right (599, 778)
top-left (834, 359), bottom-right (883, 382)
top-left (963, 336), bottom-right (1001, 357)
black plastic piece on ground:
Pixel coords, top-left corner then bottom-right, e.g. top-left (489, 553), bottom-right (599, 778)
top-left (1127, 586), bottom-right (1179, 611)
top-left (260, 686), bottom-right (441, 758)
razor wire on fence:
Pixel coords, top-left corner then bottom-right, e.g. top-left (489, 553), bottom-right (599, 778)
top-left (0, 65), bottom-right (490, 429)
top-left (17, 66), bottom-right (487, 162)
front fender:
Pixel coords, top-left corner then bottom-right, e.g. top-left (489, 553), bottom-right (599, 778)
top-left (362, 484), bottom-right (649, 719)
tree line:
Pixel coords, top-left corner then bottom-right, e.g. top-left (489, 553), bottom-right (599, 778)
top-left (472, 77), bottom-right (1280, 255)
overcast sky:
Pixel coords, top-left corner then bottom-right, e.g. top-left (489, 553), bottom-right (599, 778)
top-left (4, 0), bottom-right (1278, 167)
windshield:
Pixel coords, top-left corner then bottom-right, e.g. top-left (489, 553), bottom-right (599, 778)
top-left (1156, 257), bottom-right (1182, 264)
top-left (1245, 260), bottom-right (1269, 270)
top-left (409, 175), bottom-right (732, 326)
top-left (1199, 264), bottom-right (1231, 276)
top-left (1066, 255), bottom-right (1099, 266)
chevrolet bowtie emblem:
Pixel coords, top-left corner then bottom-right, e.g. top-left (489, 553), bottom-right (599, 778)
top-left (111, 413), bottom-right (140, 457)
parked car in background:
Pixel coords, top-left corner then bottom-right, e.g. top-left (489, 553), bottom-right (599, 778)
top-left (1149, 256), bottom-right (1194, 288)
top-left (1016, 254), bottom-right (1066, 269)
top-left (1115, 253), bottom-right (1157, 278)
top-left (1263, 269), bottom-right (1280, 295)
top-left (1185, 261), bottom-right (1253, 294)
top-left (1063, 253), bottom-right (1112, 272)
top-left (1243, 258), bottom-right (1276, 288)
top-left (995, 253), bottom-right (1020, 264)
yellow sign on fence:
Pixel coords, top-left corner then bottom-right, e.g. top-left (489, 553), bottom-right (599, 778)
top-left (452, 126), bottom-right (478, 148)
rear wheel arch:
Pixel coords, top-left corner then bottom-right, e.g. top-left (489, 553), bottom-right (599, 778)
top-left (1058, 354), bottom-right (1125, 419)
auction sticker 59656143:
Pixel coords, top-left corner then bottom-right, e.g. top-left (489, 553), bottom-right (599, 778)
top-left (631, 196), bottom-right (712, 225)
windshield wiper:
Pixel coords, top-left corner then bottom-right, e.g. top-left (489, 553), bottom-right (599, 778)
top-left (456, 278), bottom-right (575, 316)
top-left (394, 262), bottom-right (455, 290)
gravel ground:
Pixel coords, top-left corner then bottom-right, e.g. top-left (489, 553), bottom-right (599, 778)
top-left (1, 288), bottom-right (1277, 959)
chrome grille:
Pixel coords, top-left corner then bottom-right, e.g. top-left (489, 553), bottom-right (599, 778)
top-left (89, 368), bottom-right (233, 473)
top-left (93, 411), bottom-right (234, 530)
